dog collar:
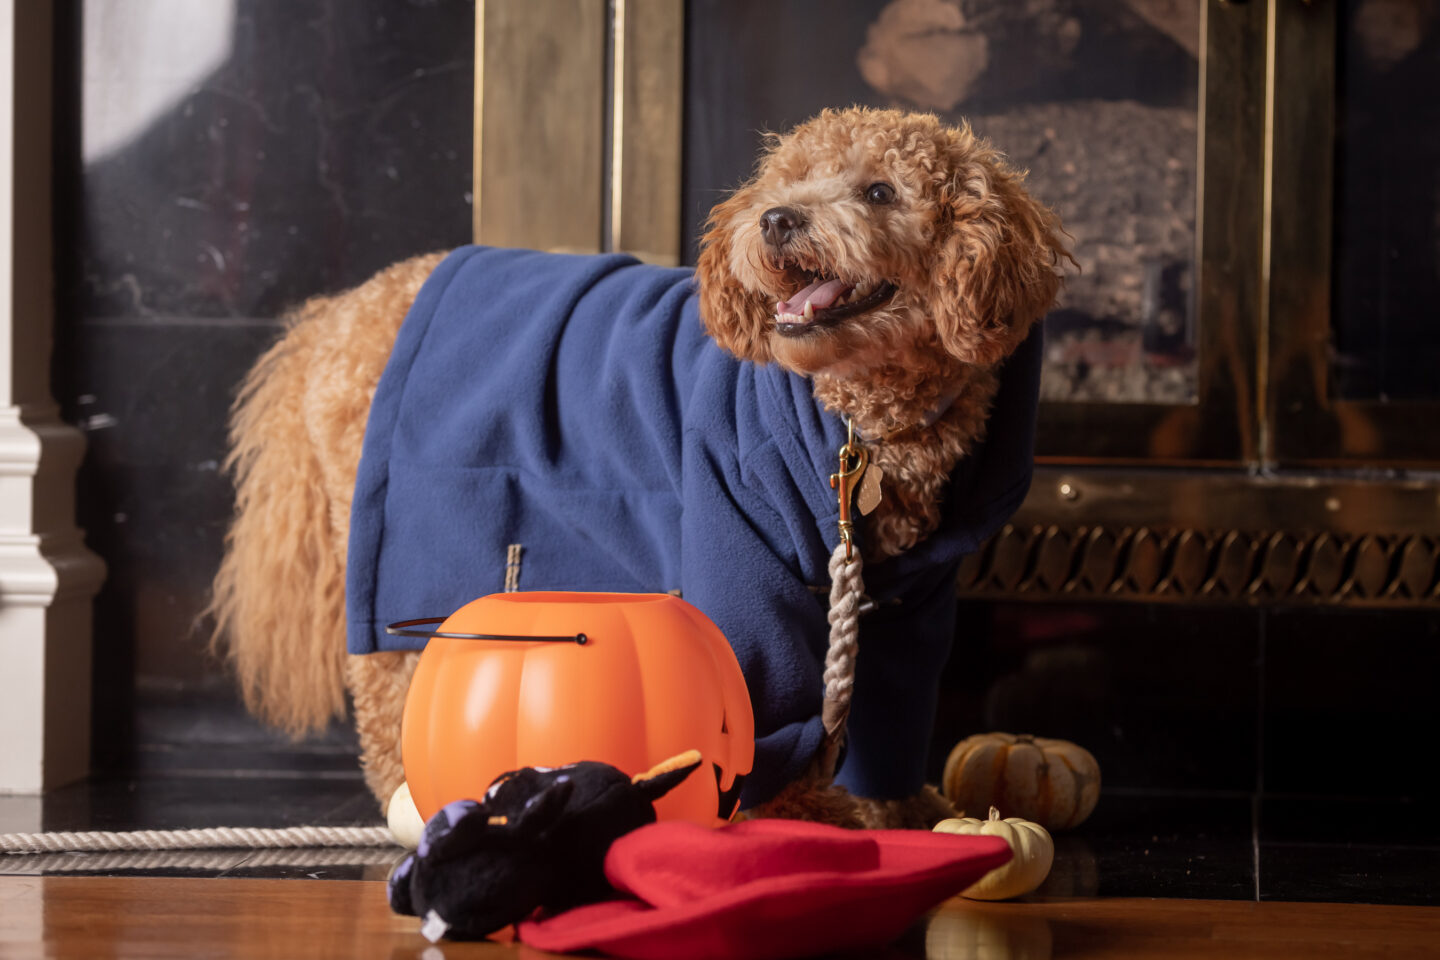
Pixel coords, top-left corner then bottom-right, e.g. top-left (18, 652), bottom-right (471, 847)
top-left (854, 387), bottom-right (963, 443)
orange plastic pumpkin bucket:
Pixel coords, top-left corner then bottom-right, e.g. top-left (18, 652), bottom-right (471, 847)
top-left (396, 592), bottom-right (754, 827)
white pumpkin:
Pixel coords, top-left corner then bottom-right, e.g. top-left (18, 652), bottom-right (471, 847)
top-left (387, 781), bottom-right (425, 849)
top-left (934, 807), bottom-right (1054, 901)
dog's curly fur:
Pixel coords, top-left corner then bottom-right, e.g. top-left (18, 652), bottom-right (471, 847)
top-left (210, 108), bottom-right (1069, 827)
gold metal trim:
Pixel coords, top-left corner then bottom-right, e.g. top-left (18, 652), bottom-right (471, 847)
top-left (473, 0), bottom-right (606, 253)
top-left (610, 0), bottom-right (684, 264)
top-left (1035, 0), bottom-right (1268, 466)
top-left (1257, 0), bottom-right (1278, 466)
top-left (955, 468), bottom-right (1440, 606)
top-left (610, 0), bottom-right (626, 251)
top-left (473, 0), bottom-right (483, 243)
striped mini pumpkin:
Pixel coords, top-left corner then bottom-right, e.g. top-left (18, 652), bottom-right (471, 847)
top-left (941, 732), bottom-right (1100, 831)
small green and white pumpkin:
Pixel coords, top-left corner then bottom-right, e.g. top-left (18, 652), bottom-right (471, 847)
top-left (943, 732), bottom-right (1100, 830)
top-left (934, 806), bottom-right (1054, 900)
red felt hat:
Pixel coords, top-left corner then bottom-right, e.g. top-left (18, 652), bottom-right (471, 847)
top-left (518, 818), bottom-right (1012, 960)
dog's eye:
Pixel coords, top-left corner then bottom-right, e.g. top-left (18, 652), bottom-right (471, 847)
top-left (865, 182), bottom-right (896, 205)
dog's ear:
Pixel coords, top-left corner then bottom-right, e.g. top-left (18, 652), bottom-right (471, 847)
top-left (696, 183), bottom-right (774, 364)
top-left (931, 138), bottom-right (1070, 367)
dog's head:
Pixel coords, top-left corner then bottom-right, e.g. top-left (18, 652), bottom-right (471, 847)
top-left (697, 108), bottom-right (1069, 377)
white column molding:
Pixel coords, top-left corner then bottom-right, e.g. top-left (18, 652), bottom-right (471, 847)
top-left (1, 0), bottom-right (106, 793)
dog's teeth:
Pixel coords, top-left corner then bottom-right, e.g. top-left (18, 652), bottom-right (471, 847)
top-left (803, 300), bottom-right (814, 320)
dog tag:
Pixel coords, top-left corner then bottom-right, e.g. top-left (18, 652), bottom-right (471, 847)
top-left (857, 463), bottom-right (884, 515)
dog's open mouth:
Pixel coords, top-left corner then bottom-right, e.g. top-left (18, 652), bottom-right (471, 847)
top-left (773, 273), bottom-right (898, 337)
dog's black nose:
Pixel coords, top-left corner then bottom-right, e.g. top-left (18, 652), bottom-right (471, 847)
top-left (760, 207), bottom-right (805, 247)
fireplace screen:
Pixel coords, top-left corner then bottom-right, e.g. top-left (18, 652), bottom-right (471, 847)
top-left (683, 0), bottom-right (1202, 405)
top-left (473, 0), bottom-right (1439, 471)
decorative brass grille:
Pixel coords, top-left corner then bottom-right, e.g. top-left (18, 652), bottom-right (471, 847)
top-left (958, 524), bottom-right (1439, 606)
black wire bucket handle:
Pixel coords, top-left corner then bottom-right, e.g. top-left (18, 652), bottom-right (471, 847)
top-left (386, 618), bottom-right (588, 644)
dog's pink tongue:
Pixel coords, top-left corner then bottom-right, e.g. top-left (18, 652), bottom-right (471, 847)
top-left (776, 277), bottom-right (850, 315)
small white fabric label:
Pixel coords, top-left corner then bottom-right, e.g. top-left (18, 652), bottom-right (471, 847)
top-left (421, 910), bottom-right (450, 943)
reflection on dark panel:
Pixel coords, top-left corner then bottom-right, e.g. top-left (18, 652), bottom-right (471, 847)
top-left (1333, 0), bottom-right (1440, 400)
top-left (74, 0), bottom-right (475, 321)
top-left (934, 599), bottom-right (1440, 805)
top-left (931, 602), bottom-right (1261, 792)
top-left (68, 321), bottom-right (279, 690)
top-left (684, 0), bottom-right (1200, 403)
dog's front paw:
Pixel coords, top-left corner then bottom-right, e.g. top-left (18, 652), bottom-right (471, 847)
top-left (852, 784), bottom-right (958, 830)
top-left (738, 775), bottom-right (866, 830)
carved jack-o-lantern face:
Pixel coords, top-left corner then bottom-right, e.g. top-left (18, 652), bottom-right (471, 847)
top-left (400, 592), bottom-right (755, 827)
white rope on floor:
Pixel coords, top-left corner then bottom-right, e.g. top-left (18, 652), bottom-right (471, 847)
top-left (6, 846), bottom-right (402, 873)
top-left (0, 825), bottom-right (397, 855)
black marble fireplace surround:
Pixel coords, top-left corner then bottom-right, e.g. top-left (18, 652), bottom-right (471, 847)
top-left (51, 0), bottom-right (476, 769)
top-left (22, 0), bottom-right (1437, 906)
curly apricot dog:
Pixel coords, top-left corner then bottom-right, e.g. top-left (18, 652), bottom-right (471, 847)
top-left (210, 107), bottom-right (1069, 829)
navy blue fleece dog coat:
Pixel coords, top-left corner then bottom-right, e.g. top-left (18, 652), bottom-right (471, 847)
top-left (346, 246), bottom-right (1041, 808)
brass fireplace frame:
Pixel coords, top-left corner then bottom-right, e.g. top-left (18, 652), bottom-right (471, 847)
top-left (470, 0), bottom-right (1440, 607)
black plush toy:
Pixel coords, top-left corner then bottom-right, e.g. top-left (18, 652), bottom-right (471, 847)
top-left (387, 750), bottom-right (703, 942)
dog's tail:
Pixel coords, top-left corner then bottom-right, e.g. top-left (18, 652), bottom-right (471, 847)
top-left (208, 252), bottom-right (446, 737)
top-left (208, 302), bottom-right (348, 736)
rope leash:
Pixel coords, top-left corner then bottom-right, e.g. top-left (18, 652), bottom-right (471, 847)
top-left (819, 541), bottom-right (864, 780)
top-left (0, 825), bottom-right (396, 855)
top-left (817, 417), bottom-right (871, 781)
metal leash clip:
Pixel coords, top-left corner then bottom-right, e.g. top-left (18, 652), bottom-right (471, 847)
top-left (829, 418), bottom-right (868, 562)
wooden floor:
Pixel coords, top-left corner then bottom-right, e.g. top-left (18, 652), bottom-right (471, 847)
top-left (2, 876), bottom-right (1437, 959)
